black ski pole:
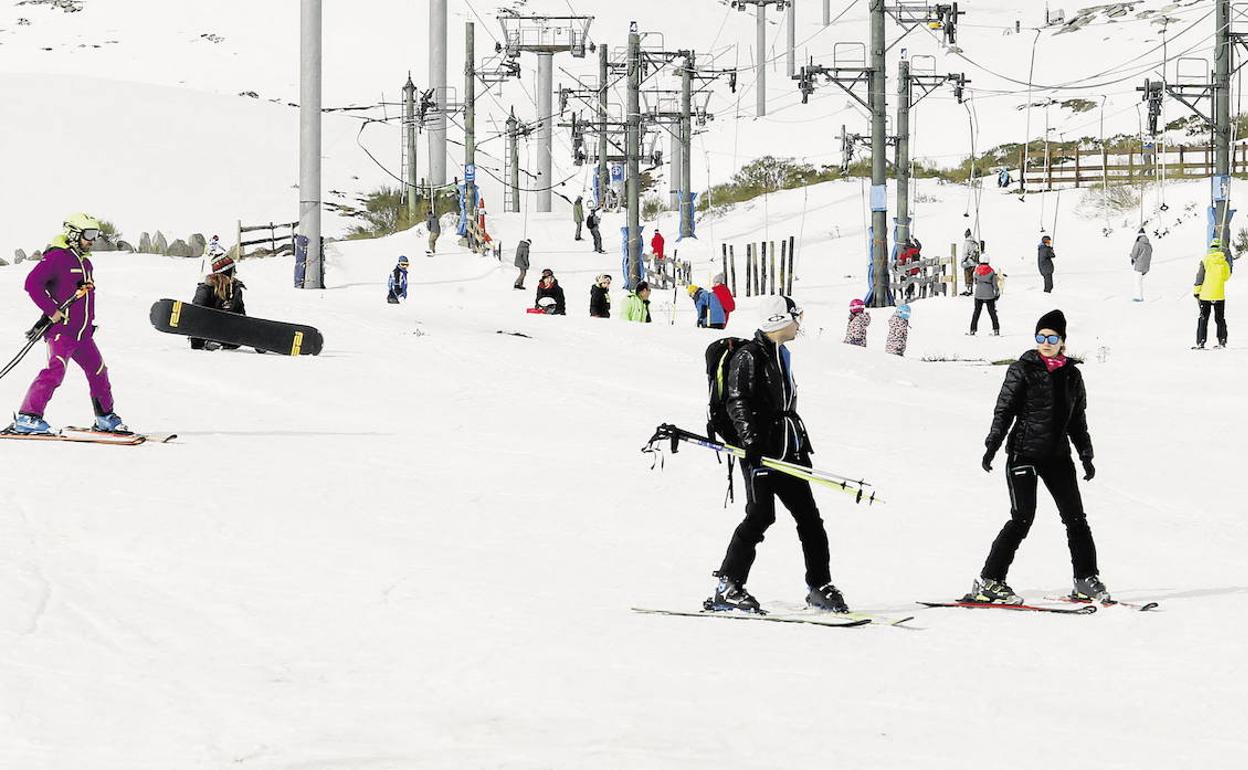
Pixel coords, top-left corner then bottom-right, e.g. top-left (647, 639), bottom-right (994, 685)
top-left (0, 285), bottom-right (90, 383)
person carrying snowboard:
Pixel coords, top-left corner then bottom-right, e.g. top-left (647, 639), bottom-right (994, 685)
top-left (8, 213), bottom-right (126, 434)
top-left (190, 254), bottom-right (248, 350)
top-left (708, 295), bottom-right (848, 614)
top-left (1193, 238), bottom-right (1231, 349)
top-left (972, 309), bottom-right (1108, 605)
top-left (884, 304), bottom-right (912, 356)
top-left (843, 298), bottom-right (870, 347)
top-left (387, 255), bottom-right (409, 304)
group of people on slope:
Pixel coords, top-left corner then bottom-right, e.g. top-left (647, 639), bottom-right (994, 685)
top-left (707, 297), bottom-right (1111, 615)
top-left (842, 298), bottom-right (912, 356)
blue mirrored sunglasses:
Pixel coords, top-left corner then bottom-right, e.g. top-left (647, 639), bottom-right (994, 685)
top-left (1035, 334), bottom-right (1062, 345)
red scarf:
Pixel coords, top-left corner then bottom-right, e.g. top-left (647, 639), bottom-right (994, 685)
top-left (1041, 352), bottom-right (1067, 372)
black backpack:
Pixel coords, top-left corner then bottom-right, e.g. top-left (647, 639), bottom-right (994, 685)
top-left (705, 337), bottom-right (751, 445)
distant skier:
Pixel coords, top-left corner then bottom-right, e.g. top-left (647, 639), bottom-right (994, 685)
top-left (513, 238), bottom-right (531, 290)
top-left (687, 284), bottom-right (726, 329)
top-left (534, 269), bottom-right (566, 315)
top-left (572, 196), bottom-right (585, 241)
top-left (707, 295), bottom-right (848, 614)
top-left (1127, 228), bottom-right (1152, 303)
top-left (969, 254), bottom-right (1001, 336)
top-left (206, 234), bottom-right (227, 258)
top-left (1038, 235), bottom-right (1056, 293)
top-left (651, 228), bottom-right (666, 261)
top-left (621, 281), bottom-right (652, 323)
top-left (973, 309), bottom-right (1108, 605)
top-left (997, 168), bottom-right (1012, 188)
top-left (426, 210), bottom-right (441, 254)
top-left (387, 255), bottom-right (409, 305)
top-left (843, 298), bottom-right (870, 347)
top-left (8, 213), bottom-right (127, 434)
top-left (961, 229), bottom-right (981, 296)
top-left (587, 207), bottom-right (605, 254)
top-left (1193, 237), bottom-right (1231, 349)
top-left (884, 304), bottom-right (912, 357)
top-left (712, 273), bottom-right (736, 325)
top-left (897, 238), bottom-right (921, 300)
top-left (589, 274), bottom-right (612, 318)
top-left (190, 254), bottom-right (248, 350)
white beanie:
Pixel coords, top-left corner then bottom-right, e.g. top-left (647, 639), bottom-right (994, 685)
top-left (979, 253), bottom-right (990, 264)
top-left (759, 295), bottom-right (802, 333)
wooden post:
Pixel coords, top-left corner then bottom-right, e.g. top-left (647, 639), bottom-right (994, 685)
top-left (779, 240), bottom-right (787, 296)
top-left (787, 235), bottom-right (795, 294)
top-left (269, 222), bottom-right (276, 254)
top-left (951, 242), bottom-right (958, 296)
top-left (763, 239), bottom-right (773, 294)
top-left (1019, 147), bottom-right (1027, 193)
top-left (1128, 146), bottom-right (1134, 182)
top-left (746, 244), bottom-right (753, 296)
top-left (1074, 146), bottom-right (1082, 188)
top-left (760, 242), bottom-right (768, 296)
top-left (1179, 144), bottom-right (1186, 177)
top-left (721, 243), bottom-right (728, 288)
top-left (730, 245), bottom-right (737, 296)
top-left (1045, 139), bottom-right (1052, 191)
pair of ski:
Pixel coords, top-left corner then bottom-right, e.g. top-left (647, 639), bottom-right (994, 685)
top-left (920, 596), bottom-right (1159, 614)
top-left (0, 426), bottom-right (176, 446)
top-left (632, 605), bottom-right (916, 629)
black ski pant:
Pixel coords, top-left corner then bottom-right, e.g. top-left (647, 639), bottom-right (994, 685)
top-left (981, 455), bottom-right (1098, 582)
top-left (1197, 299), bottom-right (1227, 345)
top-left (590, 228), bottom-right (603, 252)
top-left (1042, 273), bottom-right (1054, 293)
top-left (719, 463), bottom-right (832, 589)
top-left (970, 299), bottom-right (999, 333)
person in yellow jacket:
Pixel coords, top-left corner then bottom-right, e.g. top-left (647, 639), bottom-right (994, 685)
top-left (1193, 239), bottom-right (1232, 349)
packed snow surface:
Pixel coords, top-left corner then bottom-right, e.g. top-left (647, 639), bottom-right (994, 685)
top-left (2, 172), bottom-right (1245, 768)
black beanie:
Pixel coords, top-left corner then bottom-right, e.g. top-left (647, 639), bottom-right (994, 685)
top-left (1035, 309), bottom-right (1067, 338)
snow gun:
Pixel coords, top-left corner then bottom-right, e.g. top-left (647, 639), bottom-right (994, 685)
top-left (642, 423), bottom-right (881, 506)
top-left (0, 283), bottom-right (91, 383)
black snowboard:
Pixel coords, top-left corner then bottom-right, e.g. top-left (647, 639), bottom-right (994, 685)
top-left (149, 299), bottom-right (324, 356)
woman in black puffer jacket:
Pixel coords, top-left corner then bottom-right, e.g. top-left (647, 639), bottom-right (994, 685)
top-left (969, 309), bottom-right (1110, 606)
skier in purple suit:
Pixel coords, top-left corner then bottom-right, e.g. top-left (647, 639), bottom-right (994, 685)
top-left (9, 213), bottom-right (126, 435)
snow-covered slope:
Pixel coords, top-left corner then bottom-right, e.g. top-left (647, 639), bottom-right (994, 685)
top-left (1, 167), bottom-right (1244, 767)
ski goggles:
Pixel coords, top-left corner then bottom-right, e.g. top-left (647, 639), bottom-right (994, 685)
top-left (1035, 334), bottom-right (1062, 345)
top-left (80, 228), bottom-right (99, 242)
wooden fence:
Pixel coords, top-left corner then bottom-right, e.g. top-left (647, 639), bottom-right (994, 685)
top-left (1020, 142), bottom-right (1248, 190)
top-left (721, 237), bottom-right (797, 297)
top-left (236, 220), bottom-right (297, 259)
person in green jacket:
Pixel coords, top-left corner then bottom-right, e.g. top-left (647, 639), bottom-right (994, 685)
top-left (572, 196), bottom-right (585, 241)
top-left (1193, 238), bottom-right (1232, 349)
top-left (621, 281), bottom-right (652, 323)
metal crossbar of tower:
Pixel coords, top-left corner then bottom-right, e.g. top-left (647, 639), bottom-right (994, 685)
top-left (732, 0), bottom-right (791, 117)
top-left (497, 12), bottom-right (594, 213)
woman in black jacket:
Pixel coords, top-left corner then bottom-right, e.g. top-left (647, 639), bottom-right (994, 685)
top-left (534, 269), bottom-right (566, 315)
top-left (190, 255), bottom-right (247, 350)
top-left (589, 274), bottom-right (611, 318)
top-left (971, 309), bottom-right (1109, 605)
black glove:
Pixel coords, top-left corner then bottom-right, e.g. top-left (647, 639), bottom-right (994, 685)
top-left (981, 451), bottom-right (995, 473)
top-left (743, 443), bottom-right (764, 468)
top-left (1081, 457), bottom-right (1096, 481)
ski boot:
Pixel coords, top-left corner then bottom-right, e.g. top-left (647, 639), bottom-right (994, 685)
top-left (1071, 575), bottom-right (1112, 603)
top-left (806, 582), bottom-right (849, 613)
top-left (9, 412), bottom-right (54, 435)
top-left (991, 329), bottom-right (1001, 336)
top-left (94, 412), bottom-right (128, 433)
top-left (704, 574), bottom-right (762, 613)
top-left (965, 577), bottom-right (1023, 605)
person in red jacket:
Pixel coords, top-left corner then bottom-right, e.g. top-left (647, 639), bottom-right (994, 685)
top-left (711, 273), bottom-right (735, 325)
top-left (898, 238), bottom-right (921, 300)
top-left (650, 228), bottom-right (666, 261)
